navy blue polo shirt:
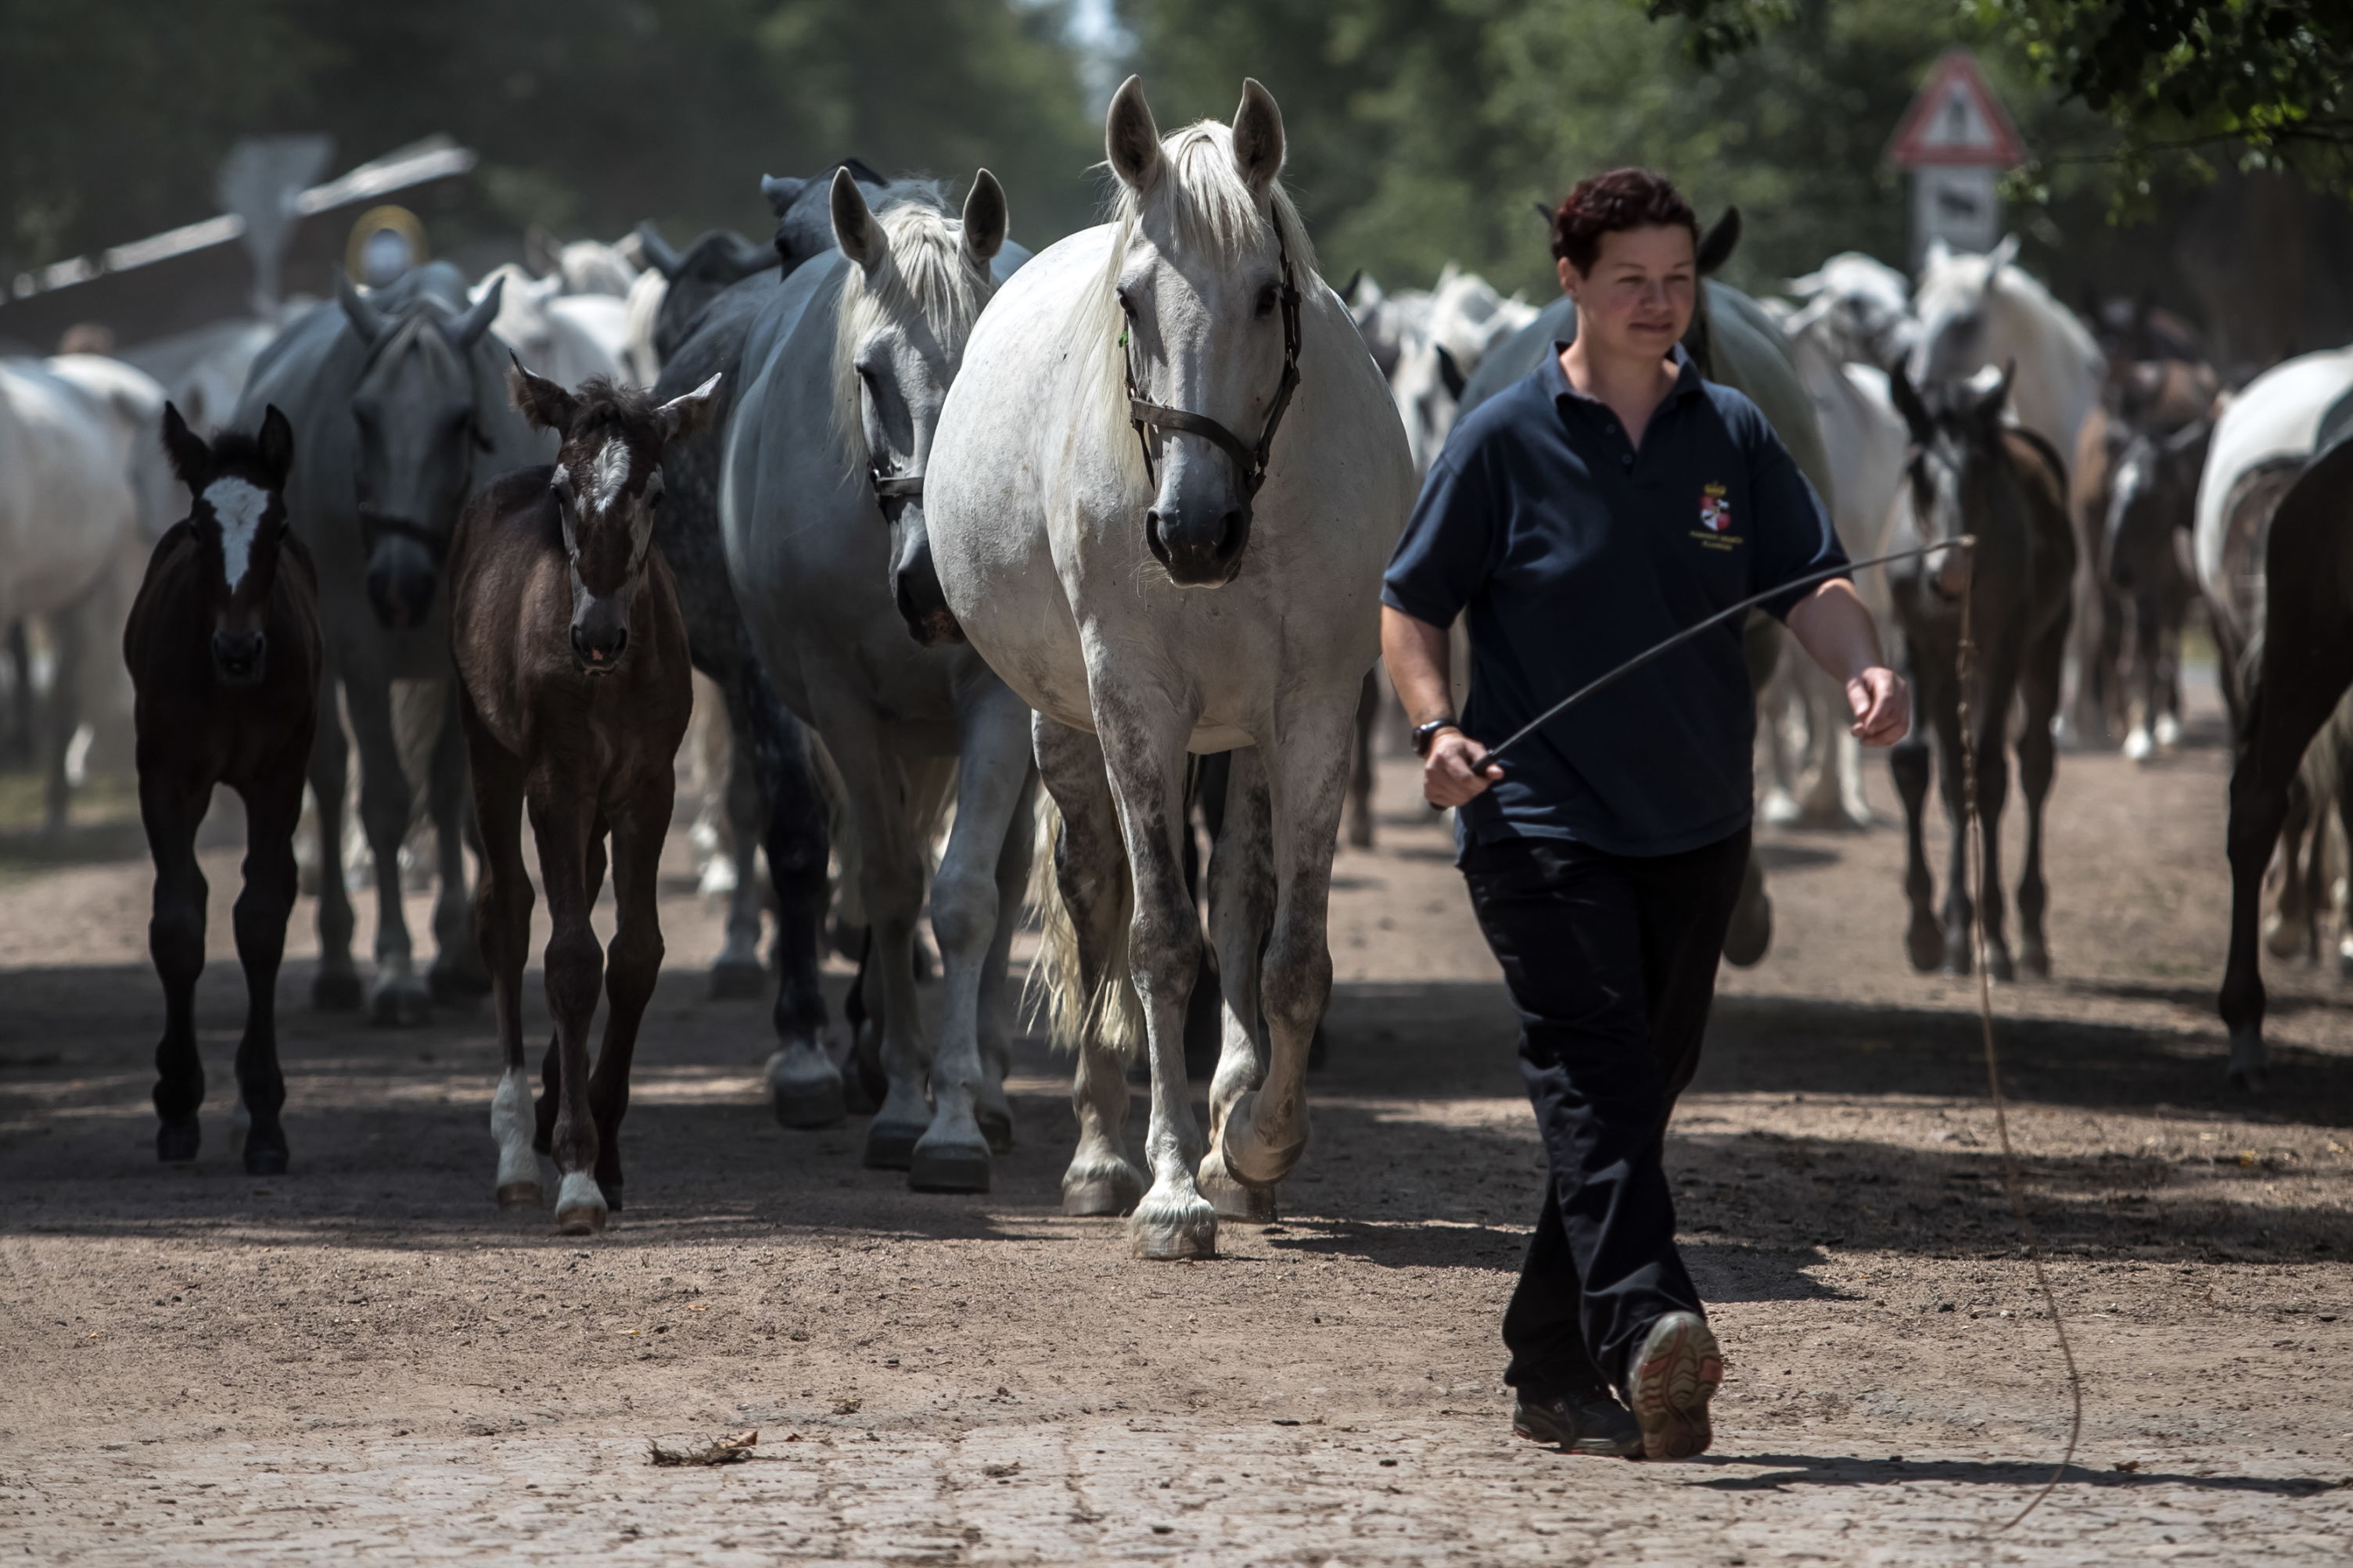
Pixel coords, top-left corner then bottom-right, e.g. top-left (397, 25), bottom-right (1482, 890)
top-left (1381, 343), bottom-right (1847, 858)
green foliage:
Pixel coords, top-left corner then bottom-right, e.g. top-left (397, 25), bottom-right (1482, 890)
top-left (0, 0), bottom-right (1100, 278)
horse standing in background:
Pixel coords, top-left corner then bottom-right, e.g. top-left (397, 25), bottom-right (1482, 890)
top-left (2102, 414), bottom-right (2211, 762)
top-left (453, 368), bottom-right (716, 1232)
top-left (129, 405), bottom-right (318, 1173)
top-left (1884, 365), bottom-right (2075, 981)
top-left (928, 80), bottom-right (1417, 1258)
top-left (233, 263), bottom-right (548, 1022)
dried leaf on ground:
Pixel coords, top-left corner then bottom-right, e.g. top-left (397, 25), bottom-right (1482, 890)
top-left (648, 1429), bottom-right (758, 1467)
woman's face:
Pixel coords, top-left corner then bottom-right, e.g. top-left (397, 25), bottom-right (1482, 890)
top-left (1557, 224), bottom-right (1697, 363)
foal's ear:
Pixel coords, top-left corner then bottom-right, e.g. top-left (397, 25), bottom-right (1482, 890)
top-left (962, 170), bottom-right (1008, 267)
top-left (1231, 79), bottom-right (1286, 196)
top-left (831, 167), bottom-right (887, 274)
top-left (505, 353), bottom-right (580, 435)
top-left (257, 405), bottom-right (296, 490)
top-left (1888, 364), bottom-right (1936, 448)
top-left (1105, 76), bottom-right (1163, 195)
top-left (160, 401), bottom-right (211, 487)
top-left (657, 373), bottom-right (724, 444)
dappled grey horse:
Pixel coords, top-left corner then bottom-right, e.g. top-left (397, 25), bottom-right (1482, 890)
top-left (722, 170), bottom-right (1035, 1185)
top-left (233, 263), bottom-right (548, 1021)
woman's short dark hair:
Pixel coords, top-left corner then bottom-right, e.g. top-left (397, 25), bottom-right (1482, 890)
top-left (1550, 168), bottom-right (1700, 275)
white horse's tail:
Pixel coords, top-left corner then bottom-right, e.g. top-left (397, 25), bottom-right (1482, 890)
top-left (1023, 790), bottom-right (1144, 1059)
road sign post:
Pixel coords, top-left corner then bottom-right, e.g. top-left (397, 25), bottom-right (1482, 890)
top-left (1888, 49), bottom-right (2026, 267)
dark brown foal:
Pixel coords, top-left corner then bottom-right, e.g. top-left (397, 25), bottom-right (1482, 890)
top-left (128, 404), bottom-right (319, 1173)
top-left (451, 366), bottom-right (718, 1233)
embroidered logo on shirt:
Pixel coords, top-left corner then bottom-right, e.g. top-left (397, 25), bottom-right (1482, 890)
top-left (1698, 483), bottom-right (1732, 532)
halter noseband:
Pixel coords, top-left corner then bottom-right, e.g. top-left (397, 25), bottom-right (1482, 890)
top-left (1123, 219), bottom-right (1303, 498)
top-left (869, 466), bottom-right (924, 510)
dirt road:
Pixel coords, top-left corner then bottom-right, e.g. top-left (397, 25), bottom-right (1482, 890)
top-left (1, 681), bottom-right (2348, 1563)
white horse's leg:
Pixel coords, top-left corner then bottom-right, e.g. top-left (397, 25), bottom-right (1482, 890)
top-left (1216, 694), bottom-right (1351, 1189)
top-left (709, 687), bottom-right (767, 997)
top-left (972, 761), bottom-right (1037, 1150)
top-left (343, 668), bottom-right (430, 1025)
top-left (1090, 698), bottom-right (1215, 1259)
top-left (1036, 717), bottom-right (1148, 1218)
top-left (1197, 746), bottom-right (1278, 1223)
top-left (907, 691), bottom-right (1033, 1191)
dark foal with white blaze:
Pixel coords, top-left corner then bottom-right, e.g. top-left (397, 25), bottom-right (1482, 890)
top-left (451, 368), bottom-right (719, 1233)
top-left (129, 404), bottom-right (319, 1173)
top-left (1885, 364), bottom-right (2075, 981)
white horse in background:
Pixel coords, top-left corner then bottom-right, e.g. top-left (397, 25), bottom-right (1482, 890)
top-left (472, 265), bottom-right (636, 389)
top-left (1785, 251), bottom-right (1917, 370)
top-left (623, 268), bottom-right (669, 387)
top-left (1911, 235), bottom-right (2107, 742)
top-left (0, 358), bottom-right (143, 831)
top-left (927, 79), bottom-right (1416, 1259)
top-left (1764, 289), bottom-right (1911, 828)
top-left (47, 354), bottom-right (181, 542)
top-left (1388, 265), bottom-right (1537, 475)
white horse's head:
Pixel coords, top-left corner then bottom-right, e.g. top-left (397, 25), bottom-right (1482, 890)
top-left (1097, 75), bottom-right (1317, 587)
top-left (1908, 234), bottom-right (2023, 388)
top-left (830, 167), bottom-right (1007, 644)
top-left (1784, 250), bottom-right (1916, 368)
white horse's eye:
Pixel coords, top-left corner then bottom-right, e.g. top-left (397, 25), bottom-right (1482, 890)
top-left (1256, 284), bottom-right (1279, 318)
top-left (1115, 287), bottom-right (1137, 318)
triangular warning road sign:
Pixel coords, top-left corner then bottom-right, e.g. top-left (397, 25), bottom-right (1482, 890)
top-left (1888, 48), bottom-right (2025, 169)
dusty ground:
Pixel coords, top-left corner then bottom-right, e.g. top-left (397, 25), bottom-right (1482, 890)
top-left (1, 675), bottom-right (2348, 1565)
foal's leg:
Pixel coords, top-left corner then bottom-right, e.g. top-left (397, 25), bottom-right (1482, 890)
top-left (588, 793), bottom-right (671, 1211)
top-left (1967, 660), bottom-right (2021, 984)
top-left (972, 765), bottom-right (1036, 1141)
top-left (1036, 716), bottom-right (1148, 1218)
top-left (465, 707), bottom-right (539, 1208)
top-left (2124, 594), bottom-right (2161, 763)
top-left (343, 672), bottom-right (431, 1024)
top-left (529, 788), bottom-right (608, 1233)
top-left (426, 680), bottom-right (489, 1003)
top-left (2015, 622), bottom-right (2066, 979)
top-left (1216, 694), bottom-right (1351, 1192)
top-left (231, 756), bottom-right (307, 1174)
top-left (909, 690), bottom-right (1036, 1192)
top-left (306, 668), bottom-right (362, 1010)
top-left (141, 770), bottom-right (211, 1161)
top-left (2267, 779), bottom-right (2317, 962)
top-left (1889, 647), bottom-right (1944, 972)
top-left (1196, 747), bottom-right (1278, 1222)
top-left (708, 676), bottom-right (767, 997)
top-left (1091, 691), bottom-right (1216, 1259)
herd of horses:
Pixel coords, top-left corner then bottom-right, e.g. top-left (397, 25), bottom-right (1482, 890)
top-left (13, 78), bottom-right (2348, 1257)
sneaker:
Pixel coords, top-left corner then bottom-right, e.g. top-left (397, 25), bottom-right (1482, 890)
top-left (1511, 1390), bottom-right (1642, 1457)
top-left (1625, 1311), bottom-right (1723, 1460)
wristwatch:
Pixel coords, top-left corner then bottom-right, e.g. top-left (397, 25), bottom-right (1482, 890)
top-left (1411, 718), bottom-right (1461, 758)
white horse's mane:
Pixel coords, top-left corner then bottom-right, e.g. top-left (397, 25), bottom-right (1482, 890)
top-left (1069, 120), bottom-right (1321, 487)
top-left (830, 192), bottom-right (995, 461)
top-left (1917, 246), bottom-right (2102, 373)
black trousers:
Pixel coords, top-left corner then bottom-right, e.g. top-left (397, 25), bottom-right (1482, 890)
top-left (1461, 826), bottom-right (1751, 1401)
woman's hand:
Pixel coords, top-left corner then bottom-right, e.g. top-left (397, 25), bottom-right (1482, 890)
top-left (1846, 666), bottom-right (1910, 746)
top-left (1424, 730), bottom-right (1503, 808)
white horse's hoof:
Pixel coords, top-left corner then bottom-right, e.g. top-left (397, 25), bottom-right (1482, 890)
top-left (2262, 912), bottom-right (2305, 962)
top-left (2123, 727), bottom-right (2154, 764)
top-left (1219, 1092), bottom-right (1308, 1188)
top-left (1062, 1154), bottom-right (1147, 1216)
top-left (909, 1127), bottom-right (991, 1194)
top-left (766, 1046), bottom-right (846, 1128)
top-left (1198, 1150), bottom-right (1277, 1222)
top-left (2154, 713), bottom-right (2183, 749)
top-left (497, 1182), bottom-right (544, 1209)
top-left (553, 1172), bottom-right (608, 1234)
top-left (697, 858), bottom-right (738, 898)
top-left (1759, 789), bottom-right (1802, 827)
top-left (369, 971), bottom-right (432, 1028)
top-left (1129, 1189), bottom-right (1218, 1260)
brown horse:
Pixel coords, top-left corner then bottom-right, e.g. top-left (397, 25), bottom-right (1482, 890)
top-left (128, 404), bottom-right (318, 1172)
top-left (451, 366), bottom-right (717, 1233)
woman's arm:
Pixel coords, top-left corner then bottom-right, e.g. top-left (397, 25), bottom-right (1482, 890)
top-left (1784, 579), bottom-right (1910, 746)
top-left (1381, 605), bottom-right (1502, 806)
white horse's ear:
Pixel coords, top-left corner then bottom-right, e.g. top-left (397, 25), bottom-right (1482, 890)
top-left (831, 167), bottom-right (886, 274)
top-left (1986, 232), bottom-right (2021, 275)
top-left (962, 170), bottom-right (1008, 266)
top-left (1231, 78), bottom-right (1286, 196)
top-left (1105, 75), bottom-right (1163, 194)
top-left (1924, 236), bottom-right (1952, 271)
top-left (658, 372), bottom-right (724, 443)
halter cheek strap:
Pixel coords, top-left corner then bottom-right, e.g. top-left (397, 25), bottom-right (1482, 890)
top-left (1124, 221), bottom-right (1303, 498)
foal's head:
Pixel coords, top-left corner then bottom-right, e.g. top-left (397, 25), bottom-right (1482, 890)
top-left (1891, 361), bottom-right (2014, 600)
top-left (829, 167), bottom-right (1006, 644)
top-left (340, 272), bottom-right (504, 632)
top-left (2103, 417), bottom-right (2210, 597)
top-left (1100, 77), bottom-right (1312, 587)
top-left (161, 401), bottom-right (296, 686)
top-left (508, 366), bottom-right (721, 673)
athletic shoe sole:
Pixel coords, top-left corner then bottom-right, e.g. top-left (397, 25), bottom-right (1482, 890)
top-left (1627, 1311), bottom-right (1723, 1460)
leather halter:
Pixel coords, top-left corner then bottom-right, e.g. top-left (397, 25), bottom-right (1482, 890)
top-left (869, 466), bottom-right (924, 509)
top-left (1123, 219), bottom-right (1303, 498)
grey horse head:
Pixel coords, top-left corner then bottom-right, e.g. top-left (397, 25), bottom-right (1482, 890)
top-left (337, 269), bottom-right (503, 630)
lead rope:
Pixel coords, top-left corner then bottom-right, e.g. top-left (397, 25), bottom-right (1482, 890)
top-left (1955, 545), bottom-right (2083, 1532)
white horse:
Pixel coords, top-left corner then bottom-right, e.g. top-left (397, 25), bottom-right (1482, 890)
top-left (1389, 265), bottom-right (1537, 476)
top-left (1766, 292), bottom-right (1911, 827)
top-left (623, 267), bottom-right (669, 388)
top-left (927, 79), bottom-right (1416, 1258)
top-left (473, 265), bottom-right (634, 389)
top-left (0, 358), bottom-right (143, 830)
top-left (721, 168), bottom-right (1032, 1185)
top-left (1784, 251), bottom-right (1917, 369)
